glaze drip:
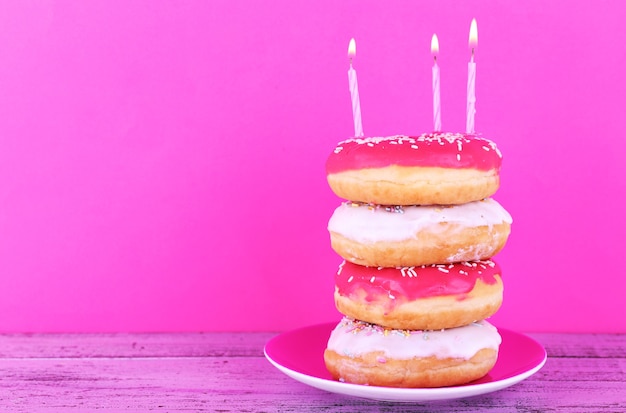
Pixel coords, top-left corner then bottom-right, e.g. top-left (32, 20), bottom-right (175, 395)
top-left (336, 260), bottom-right (500, 302)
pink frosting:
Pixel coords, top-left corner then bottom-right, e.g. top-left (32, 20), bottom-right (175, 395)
top-left (336, 260), bottom-right (501, 303)
top-left (326, 133), bottom-right (502, 174)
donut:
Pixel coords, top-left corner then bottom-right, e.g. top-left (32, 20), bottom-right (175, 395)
top-left (327, 198), bottom-right (512, 267)
top-left (324, 317), bottom-right (501, 388)
top-left (326, 133), bottom-right (502, 205)
top-left (333, 260), bottom-right (503, 330)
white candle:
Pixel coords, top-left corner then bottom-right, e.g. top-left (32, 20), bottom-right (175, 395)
top-left (466, 18), bottom-right (478, 134)
top-left (348, 38), bottom-right (363, 137)
top-left (431, 34), bottom-right (441, 132)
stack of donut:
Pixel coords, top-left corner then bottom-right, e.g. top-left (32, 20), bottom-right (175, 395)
top-left (323, 133), bottom-right (512, 388)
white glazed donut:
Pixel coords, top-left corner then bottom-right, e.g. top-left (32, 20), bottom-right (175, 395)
top-left (327, 198), bottom-right (512, 267)
top-left (324, 317), bottom-right (501, 388)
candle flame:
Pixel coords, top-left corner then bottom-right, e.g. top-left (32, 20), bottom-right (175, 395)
top-left (431, 34), bottom-right (439, 55)
top-left (348, 38), bottom-right (356, 58)
top-left (469, 18), bottom-right (478, 48)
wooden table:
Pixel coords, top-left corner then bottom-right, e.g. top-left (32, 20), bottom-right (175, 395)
top-left (0, 331), bottom-right (623, 412)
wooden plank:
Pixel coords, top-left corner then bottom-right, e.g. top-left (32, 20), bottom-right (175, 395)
top-left (0, 355), bottom-right (623, 412)
top-left (531, 356), bottom-right (626, 382)
top-left (0, 332), bottom-right (622, 359)
top-left (0, 332), bottom-right (622, 411)
top-left (0, 332), bottom-right (274, 358)
top-left (528, 332), bottom-right (626, 358)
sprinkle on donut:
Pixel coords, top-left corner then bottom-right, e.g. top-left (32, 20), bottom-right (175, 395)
top-left (339, 317), bottom-right (422, 337)
top-left (336, 260), bottom-right (501, 302)
top-left (326, 132), bottom-right (502, 174)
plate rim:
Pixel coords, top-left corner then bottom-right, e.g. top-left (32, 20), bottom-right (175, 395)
top-left (264, 321), bottom-right (547, 402)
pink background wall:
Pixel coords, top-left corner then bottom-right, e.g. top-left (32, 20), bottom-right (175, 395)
top-left (0, 1), bottom-right (624, 333)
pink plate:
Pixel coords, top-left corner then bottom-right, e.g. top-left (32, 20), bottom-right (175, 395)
top-left (264, 322), bottom-right (547, 402)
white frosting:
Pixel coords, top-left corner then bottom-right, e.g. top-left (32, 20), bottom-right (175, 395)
top-left (327, 318), bottom-right (501, 360)
top-left (327, 198), bottom-right (512, 243)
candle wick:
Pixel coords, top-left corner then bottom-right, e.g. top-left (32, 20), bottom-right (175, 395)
top-left (349, 57), bottom-right (353, 66)
top-left (433, 55), bottom-right (437, 63)
top-left (471, 48), bottom-right (475, 62)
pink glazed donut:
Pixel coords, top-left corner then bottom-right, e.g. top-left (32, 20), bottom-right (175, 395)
top-left (333, 260), bottom-right (504, 330)
top-left (326, 133), bottom-right (502, 205)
